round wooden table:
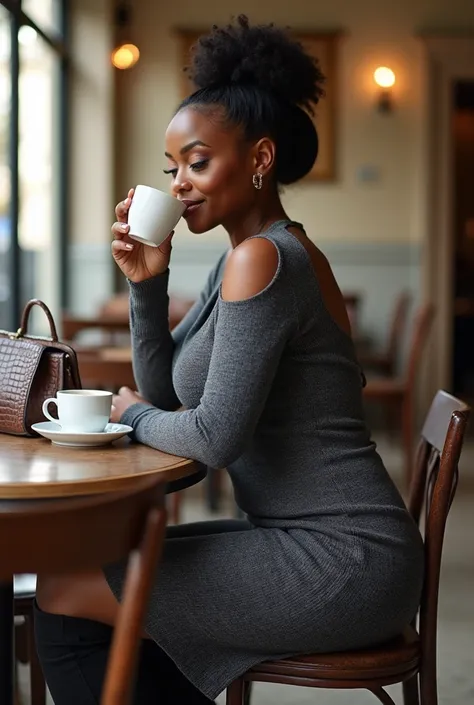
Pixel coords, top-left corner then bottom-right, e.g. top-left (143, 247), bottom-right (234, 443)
top-left (0, 433), bottom-right (204, 705)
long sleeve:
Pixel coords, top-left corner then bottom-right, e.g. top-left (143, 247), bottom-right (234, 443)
top-left (121, 273), bottom-right (298, 468)
top-left (129, 254), bottom-right (227, 410)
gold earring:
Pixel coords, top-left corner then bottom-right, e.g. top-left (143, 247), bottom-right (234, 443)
top-left (252, 173), bottom-right (263, 190)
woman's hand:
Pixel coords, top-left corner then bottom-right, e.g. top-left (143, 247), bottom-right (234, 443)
top-left (111, 387), bottom-right (150, 423)
top-left (111, 188), bottom-right (174, 283)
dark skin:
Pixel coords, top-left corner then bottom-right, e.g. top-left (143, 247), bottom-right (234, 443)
top-left (36, 105), bottom-right (350, 628)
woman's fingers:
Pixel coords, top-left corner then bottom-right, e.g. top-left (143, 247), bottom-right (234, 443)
top-left (115, 188), bottom-right (135, 222)
top-left (111, 221), bottom-right (130, 240)
top-left (157, 230), bottom-right (175, 255)
top-left (115, 198), bottom-right (130, 222)
top-left (111, 240), bottom-right (134, 254)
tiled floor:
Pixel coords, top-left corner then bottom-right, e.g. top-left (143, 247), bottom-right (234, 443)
top-left (20, 432), bottom-right (474, 704)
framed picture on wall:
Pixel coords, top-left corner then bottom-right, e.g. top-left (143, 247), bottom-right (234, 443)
top-left (175, 28), bottom-right (341, 182)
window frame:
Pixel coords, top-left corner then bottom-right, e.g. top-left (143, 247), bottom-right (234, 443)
top-left (1, 0), bottom-right (70, 329)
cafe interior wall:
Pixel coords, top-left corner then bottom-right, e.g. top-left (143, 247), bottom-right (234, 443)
top-left (68, 0), bottom-right (474, 350)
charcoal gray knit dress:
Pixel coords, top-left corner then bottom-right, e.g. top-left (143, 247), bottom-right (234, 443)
top-left (104, 220), bottom-right (424, 701)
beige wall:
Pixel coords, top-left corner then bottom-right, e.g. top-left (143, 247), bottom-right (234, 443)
top-left (70, 0), bottom-right (114, 245)
top-left (68, 0), bottom-right (474, 339)
top-left (110, 0), bottom-right (474, 248)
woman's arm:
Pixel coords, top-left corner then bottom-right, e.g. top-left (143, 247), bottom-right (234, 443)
top-left (130, 253), bottom-right (227, 410)
top-left (121, 238), bottom-right (297, 466)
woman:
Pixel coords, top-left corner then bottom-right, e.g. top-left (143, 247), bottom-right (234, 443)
top-left (35, 16), bottom-right (424, 705)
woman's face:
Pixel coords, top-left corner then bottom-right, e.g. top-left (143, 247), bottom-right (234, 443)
top-left (164, 106), bottom-right (257, 233)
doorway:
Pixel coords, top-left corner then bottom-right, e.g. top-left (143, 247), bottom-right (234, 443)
top-left (452, 81), bottom-right (474, 396)
top-left (421, 34), bottom-right (474, 408)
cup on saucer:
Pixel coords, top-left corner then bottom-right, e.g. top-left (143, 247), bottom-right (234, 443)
top-left (42, 390), bottom-right (112, 434)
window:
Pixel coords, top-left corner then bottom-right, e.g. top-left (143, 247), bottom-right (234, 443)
top-left (0, 0), bottom-right (68, 333)
top-left (21, 0), bottom-right (61, 35)
top-left (0, 6), bottom-right (11, 329)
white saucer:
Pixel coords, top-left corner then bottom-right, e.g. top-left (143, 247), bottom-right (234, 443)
top-left (31, 422), bottom-right (133, 448)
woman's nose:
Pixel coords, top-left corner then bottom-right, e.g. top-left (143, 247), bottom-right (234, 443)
top-left (172, 177), bottom-right (192, 197)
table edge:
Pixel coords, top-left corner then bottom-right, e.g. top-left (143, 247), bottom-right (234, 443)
top-left (0, 458), bottom-right (200, 499)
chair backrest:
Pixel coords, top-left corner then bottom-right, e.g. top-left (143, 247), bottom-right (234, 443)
top-left (404, 303), bottom-right (435, 388)
top-left (385, 292), bottom-right (411, 370)
top-left (407, 390), bottom-right (470, 699)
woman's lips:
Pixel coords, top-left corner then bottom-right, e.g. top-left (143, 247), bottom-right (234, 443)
top-left (182, 200), bottom-right (204, 218)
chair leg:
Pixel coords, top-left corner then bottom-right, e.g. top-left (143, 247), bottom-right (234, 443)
top-left (369, 687), bottom-right (397, 705)
top-left (14, 661), bottom-right (22, 705)
top-left (403, 674), bottom-right (420, 705)
top-left (206, 468), bottom-right (222, 512)
top-left (419, 668), bottom-right (438, 705)
top-left (14, 619), bottom-right (28, 664)
top-left (385, 400), bottom-right (399, 444)
top-left (226, 678), bottom-right (245, 705)
top-left (101, 507), bottom-right (167, 705)
top-left (169, 492), bottom-right (182, 525)
top-left (26, 615), bottom-right (46, 705)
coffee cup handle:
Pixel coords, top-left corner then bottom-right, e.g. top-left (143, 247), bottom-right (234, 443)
top-left (42, 398), bottom-right (59, 424)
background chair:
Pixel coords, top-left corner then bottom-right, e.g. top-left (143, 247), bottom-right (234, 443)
top-left (363, 302), bottom-right (435, 487)
top-left (358, 291), bottom-right (411, 376)
top-left (226, 389), bottom-right (470, 705)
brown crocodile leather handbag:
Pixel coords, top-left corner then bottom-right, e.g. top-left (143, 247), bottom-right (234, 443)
top-left (0, 299), bottom-right (82, 436)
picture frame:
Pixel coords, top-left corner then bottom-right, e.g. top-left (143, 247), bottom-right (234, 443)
top-left (175, 28), bottom-right (341, 182)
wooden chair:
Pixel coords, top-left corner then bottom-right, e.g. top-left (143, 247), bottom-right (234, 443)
top-left (363, 303), bottom-right (435, 487)
top-left (226, 389), bottom-right (470, 705)
top-left (343, 292), bottom-right (362, 337)
top-left (14, 574), bottom-right (44, 705)
top-left (359, 292), bottom-right (411, 376)
top-left (4, 476), bottom-right (168, 705)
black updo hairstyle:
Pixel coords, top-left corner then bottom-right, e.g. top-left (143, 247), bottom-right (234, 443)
top-left (177, 15), bottom-right (325, 185)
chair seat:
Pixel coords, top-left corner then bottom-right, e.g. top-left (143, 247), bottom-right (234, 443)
top-left (363, 377), bottom-right (405, 399)
top-left (249, 627), bottom-right (420, 682)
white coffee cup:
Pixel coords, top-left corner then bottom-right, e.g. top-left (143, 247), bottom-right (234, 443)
top-left (42, 390), bottom-right (113, 433)
top-left (127, 185), bottom-right (186, 247)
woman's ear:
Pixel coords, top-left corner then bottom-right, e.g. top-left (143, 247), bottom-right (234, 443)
top-left (253, 137), bottom-right (276, 176)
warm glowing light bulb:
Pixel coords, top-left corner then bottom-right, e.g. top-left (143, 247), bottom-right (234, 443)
top-left (374, 67), bottom-right (395, 89)
top-left (18, 25), bottom-right (38, 46)
top-left (111, 43), bottom-right (140, 70)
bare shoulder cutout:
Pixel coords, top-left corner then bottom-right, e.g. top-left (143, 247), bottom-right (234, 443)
top-left (221, 237), bottom-right (279, 302)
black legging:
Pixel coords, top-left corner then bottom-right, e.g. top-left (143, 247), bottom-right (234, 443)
top-left (34, 602), bottom-right (215, 704)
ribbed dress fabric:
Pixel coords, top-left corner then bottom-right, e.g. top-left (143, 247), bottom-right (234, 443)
top-left (104, 220), bottom-right (424, 700)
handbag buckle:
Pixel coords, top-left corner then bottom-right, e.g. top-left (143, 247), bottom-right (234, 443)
top-left (9, 328), bottom-right (24, 340)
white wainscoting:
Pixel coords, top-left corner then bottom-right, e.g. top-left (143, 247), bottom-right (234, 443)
top-left (70, 239), bottom-right (422, 348)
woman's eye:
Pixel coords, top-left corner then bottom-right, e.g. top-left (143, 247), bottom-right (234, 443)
top-left (190, 160), bottom-right (208, 172)
top-left (163, 160), bottom-right (208, 178)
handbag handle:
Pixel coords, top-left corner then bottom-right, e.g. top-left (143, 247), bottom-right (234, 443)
top-left (15, 299), bottom-right (59, 342)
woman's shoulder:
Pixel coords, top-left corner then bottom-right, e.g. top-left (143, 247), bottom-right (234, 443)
top-left (221, 237), bottom-right (280, 302)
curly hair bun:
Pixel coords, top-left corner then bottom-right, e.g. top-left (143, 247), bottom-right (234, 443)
top-left (189, 15), bottom-right (325, 115)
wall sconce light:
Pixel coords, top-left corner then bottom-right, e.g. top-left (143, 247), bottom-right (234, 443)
top-left (373, 66), bottom-right (396, 113)
top-left (111, 1), bottom-right (140, 70)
